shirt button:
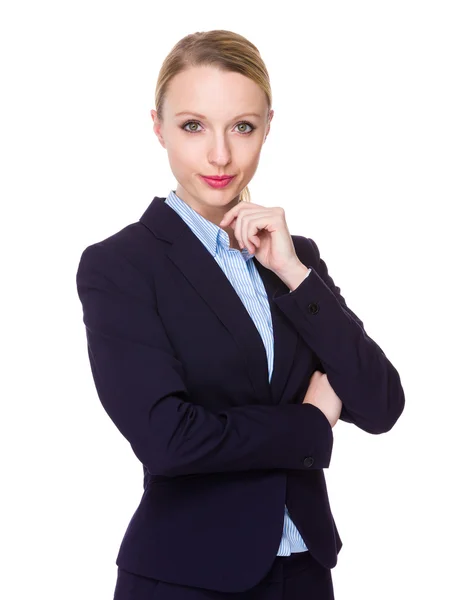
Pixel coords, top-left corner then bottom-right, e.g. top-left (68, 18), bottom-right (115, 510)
top-left (308, 302), bottom-right (319, 315)
top-left (303, 456), bottom-right (314, 468)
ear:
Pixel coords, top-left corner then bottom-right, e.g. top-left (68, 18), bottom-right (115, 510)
top-left (150, 110), bottom-right (166, 148)
top-left (264, 109), bottom-right (274, 141)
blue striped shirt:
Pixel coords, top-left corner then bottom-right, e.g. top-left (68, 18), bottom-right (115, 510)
top-left (164, 189), bottom-right (311, 555)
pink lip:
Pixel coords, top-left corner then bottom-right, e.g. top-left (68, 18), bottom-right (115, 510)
top-left (200, 175), bottom-right (235, 189)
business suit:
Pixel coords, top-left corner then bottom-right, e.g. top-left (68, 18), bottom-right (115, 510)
top-left (76, 193), bottom-right (405, 597)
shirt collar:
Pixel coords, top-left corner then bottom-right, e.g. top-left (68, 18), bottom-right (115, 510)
top-left (165, 189), bottom-right (253, 262)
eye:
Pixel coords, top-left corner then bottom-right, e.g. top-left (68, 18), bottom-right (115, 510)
top-left (235, 121), bottom-right (254, 134)
top-left (181, 120), bottom-right (255, 135)
top-left (182, 121), bottom-right (202, 133)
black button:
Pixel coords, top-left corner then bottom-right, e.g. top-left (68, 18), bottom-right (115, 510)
top-left (308, 302), bottom-right (319, 314)
top-left (303, 456), bottom-right (314, 468)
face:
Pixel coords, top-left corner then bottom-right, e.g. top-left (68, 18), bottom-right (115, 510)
top-left (150, 65), bottom-right (273, 225)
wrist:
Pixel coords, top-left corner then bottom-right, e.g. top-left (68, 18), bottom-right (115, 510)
top-left (277, 261), bottom-right (310, 292)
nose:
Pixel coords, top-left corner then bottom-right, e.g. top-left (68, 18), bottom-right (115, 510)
top-left (207, 135), bottom-right (232, 167)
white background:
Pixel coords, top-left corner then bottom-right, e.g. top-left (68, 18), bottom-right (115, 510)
top-left (1, 1), bottom-right (472, 598)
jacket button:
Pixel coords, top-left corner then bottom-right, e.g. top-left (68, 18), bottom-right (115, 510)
top-left (303, 456), bottom-right (314, 468)
top-left (308, 302), bottom-right (319, 314)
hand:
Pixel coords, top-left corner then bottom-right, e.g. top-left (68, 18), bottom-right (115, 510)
top-left (219, 202), bottom-right (302, 275)
top-left (302, 371), bottom-right (342, 428)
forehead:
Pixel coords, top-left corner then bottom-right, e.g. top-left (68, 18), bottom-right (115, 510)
top-left (164, 65), bottom-right (267, 118)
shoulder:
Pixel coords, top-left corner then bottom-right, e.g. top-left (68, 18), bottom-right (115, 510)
top-left (76, 221), bottom-right (160, 296)
top-left (78, 218), bottom-right (164, 272)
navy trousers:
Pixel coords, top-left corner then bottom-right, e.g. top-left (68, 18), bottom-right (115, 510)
top-left (113, 550), bottom-right (335, 599)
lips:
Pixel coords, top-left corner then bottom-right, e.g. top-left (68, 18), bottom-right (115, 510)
top-left (200, 175), bottom-right (235, 189)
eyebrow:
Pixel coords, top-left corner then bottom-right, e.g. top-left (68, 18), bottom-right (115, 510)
top-left (174, 111), bottom-right (263, 120)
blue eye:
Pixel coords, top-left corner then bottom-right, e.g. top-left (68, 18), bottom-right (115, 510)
top-left (181, 120), bottom-right (255, 135)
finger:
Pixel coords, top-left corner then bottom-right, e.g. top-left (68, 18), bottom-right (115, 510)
top-left (242, 212), bottom-right (268, 251)
top-left (247, 218), bottom-right (267, 249)
top-left (245, 230), bottom-right (259, 253)
top-left (240, 215), bottom-right (254, 252)
top-left (234, 210), bottom-right (244, 249)
top-left (220, 202), bottom-right (258, 227)
top-left (219, 205), bottom-right (241, 227)
top-left (236, 208), bottom-right (260, 250)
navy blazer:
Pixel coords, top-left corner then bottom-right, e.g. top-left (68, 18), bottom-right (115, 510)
top-left (76, 195), bottom-right (405, 593)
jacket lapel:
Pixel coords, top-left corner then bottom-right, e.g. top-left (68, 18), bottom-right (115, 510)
top-left (254, 259), bottom-right (300, 405)
top-left (139, 196), bottom-right (299, 406)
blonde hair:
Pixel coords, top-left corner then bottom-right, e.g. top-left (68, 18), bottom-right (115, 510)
top-left (154, 30), bottom-right (272, 203)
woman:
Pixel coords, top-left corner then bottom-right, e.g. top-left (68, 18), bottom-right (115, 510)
top-left (76, 29), bottom-right (405, 600)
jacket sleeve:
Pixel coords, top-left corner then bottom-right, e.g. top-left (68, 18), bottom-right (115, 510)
top-left (272, 237), bottom-right (405, 435)
top-left (76, 242), bottom-right (334, 478)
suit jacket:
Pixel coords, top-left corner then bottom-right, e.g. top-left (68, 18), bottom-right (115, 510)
top-left (76, 195), bottom-right (405, 593)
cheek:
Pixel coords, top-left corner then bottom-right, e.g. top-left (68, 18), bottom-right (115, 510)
top-left (239, 141), bottom-right (263, 165)
top-left (242, 152), bottom-right (261, 174)
top-left (166, 146), bottom-right (196, 173)
top-left (165, 152), bottom-right (190, 184)
top-left (172, 144), bottom-right (201, 168)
